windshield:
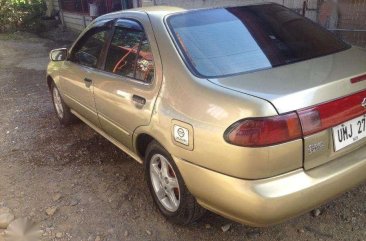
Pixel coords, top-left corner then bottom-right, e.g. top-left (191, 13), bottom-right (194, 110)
top-left (167, 4), bottom-right (349, 78)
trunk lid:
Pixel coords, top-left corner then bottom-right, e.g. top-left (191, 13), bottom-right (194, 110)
top-left (208, 47), bottom-right (366, 114)
top-left (209, 47), bottom-right (366, 169)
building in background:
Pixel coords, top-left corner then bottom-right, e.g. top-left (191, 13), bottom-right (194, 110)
top-left (48, 0), bottom-right (365, 47)
top-left (144, 0), bottom-right (365, 47)
top-left (49, 0), bottom-right (319, 32)
top-left (50, 0), bottom-right (141, 31)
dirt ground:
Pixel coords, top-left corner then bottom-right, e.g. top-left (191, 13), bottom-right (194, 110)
top-left (0, 32), bottom-right (365, 241)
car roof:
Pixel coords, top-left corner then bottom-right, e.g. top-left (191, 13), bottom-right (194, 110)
top-left (97, 6), bottom-right (187, 21)
top-left (97, 3), bottom-right (274, 21)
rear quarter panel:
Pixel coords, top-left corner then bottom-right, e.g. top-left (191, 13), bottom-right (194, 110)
top-left (133, 13), bottom-right (303, 179)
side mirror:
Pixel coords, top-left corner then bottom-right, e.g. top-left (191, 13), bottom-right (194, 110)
top-left (50, 48), bottom-right (68, 61)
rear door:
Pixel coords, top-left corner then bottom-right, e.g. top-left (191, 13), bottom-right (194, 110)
top-left (91, 16), bottom-right (161, 150)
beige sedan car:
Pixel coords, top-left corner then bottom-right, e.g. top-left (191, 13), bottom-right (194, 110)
top-left (47, 3), bottom-right (366, 226)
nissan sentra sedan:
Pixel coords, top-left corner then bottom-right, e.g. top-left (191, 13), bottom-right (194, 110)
top-left (47, 3), bottom-right (366, 226)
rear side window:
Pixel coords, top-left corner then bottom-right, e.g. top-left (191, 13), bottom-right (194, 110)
top-left (105, 23), bottom-right (155, 83)
top-left (71, 27), bottom-right (108, 68)
top-left (167, 4), bottom-right (349, 78)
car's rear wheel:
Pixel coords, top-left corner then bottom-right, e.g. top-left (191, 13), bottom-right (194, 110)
top-left (51, 82), bottom-right (75, 126)
top-left (145, 141), bottom-right (206, 225)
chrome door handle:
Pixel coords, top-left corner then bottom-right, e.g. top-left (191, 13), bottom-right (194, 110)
top-left (132, 95), bottom-right (146, 106)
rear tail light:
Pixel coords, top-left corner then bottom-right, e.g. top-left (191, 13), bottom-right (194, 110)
top-left (224, 112), bottom-right (302, 147)
top-left (297, 89), bottom-right (366, 136)
top-left (225, 90), bottom-right (366, 147)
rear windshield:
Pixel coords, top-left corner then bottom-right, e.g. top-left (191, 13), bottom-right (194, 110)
top-left (167, 4), bottom-right (349, 78)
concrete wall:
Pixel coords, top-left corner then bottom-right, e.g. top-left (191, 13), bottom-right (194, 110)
top-left (62, 12), bottom-right (93, 32)
top-left (53, 0), bottom-right (60, 10)
top-left (53, 0), bottom-right (93, 32)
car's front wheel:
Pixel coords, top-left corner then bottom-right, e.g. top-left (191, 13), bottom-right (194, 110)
top-left (145, 141), bottom-right (206, 225)
top-left (51, 82), bottom-right (75, 126)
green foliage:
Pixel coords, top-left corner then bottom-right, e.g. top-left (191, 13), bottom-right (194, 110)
top-left (0, 0), bottom-right (47, 32)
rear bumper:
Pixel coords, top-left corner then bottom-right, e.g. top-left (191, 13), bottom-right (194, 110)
top-left (173, 145), bottom-right (366, 227)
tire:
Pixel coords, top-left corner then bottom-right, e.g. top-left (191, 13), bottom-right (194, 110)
top-left (145, 141), bottom-right (206, 225)
top-left (50, 82), bottom-right (76, 126)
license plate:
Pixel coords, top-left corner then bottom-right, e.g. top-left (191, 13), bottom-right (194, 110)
top-left (332, 115), bottom-right (366, 151)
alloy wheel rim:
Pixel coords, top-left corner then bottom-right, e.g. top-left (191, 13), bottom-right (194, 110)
top-left (150, 154), bottom-right (180, 212)
top-left (53, 87), bottom-right (64, 119)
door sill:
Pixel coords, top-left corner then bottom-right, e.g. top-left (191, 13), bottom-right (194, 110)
top-left (70, 109), bottom-right (143, 164)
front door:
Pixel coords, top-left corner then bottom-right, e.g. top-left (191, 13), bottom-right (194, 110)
top-left (60, 24), bottom-right (111, 126)
top-left (92, 17), bottom-right (160, 150)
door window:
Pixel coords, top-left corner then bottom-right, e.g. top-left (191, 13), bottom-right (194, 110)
top-left (105, 24), bottom-right (155, 83)
top-left (70, 27), bottom-right (109, 68)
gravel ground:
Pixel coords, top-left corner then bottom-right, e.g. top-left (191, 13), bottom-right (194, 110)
top-left (0, 32), bottom-right (365, 241)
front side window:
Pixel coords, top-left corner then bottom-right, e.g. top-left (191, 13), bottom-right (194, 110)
top-left (105, 24), bottom-right (155, 83)
top-left (167, 4), bottom-right (349, 78)
top-left (71, 27), bottom-right (109, 68)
